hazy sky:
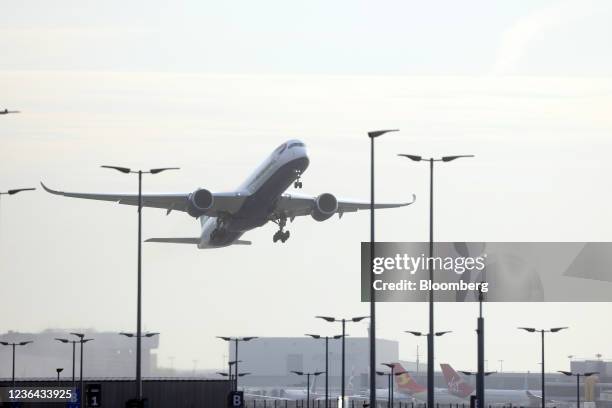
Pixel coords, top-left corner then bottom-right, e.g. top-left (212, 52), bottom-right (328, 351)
top-left (1, 0), bottom-right (611, 373)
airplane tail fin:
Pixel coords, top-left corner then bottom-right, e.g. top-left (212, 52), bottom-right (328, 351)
top-left (392, 363), bottom-right (427, 395)
top-left (441, 363), bottom-right (475, 398)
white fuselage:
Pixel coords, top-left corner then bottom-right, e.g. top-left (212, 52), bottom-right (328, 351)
top-left (197, 140), bottom-right (308, 248)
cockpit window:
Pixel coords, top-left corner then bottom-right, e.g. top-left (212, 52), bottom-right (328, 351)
top-left (274, 143), bottom-right (287, 155)
top-left (288, 142), bottom-right (305, 149)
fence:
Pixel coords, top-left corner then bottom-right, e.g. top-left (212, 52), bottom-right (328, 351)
top-left (245, 401), bottom-right (538, 408)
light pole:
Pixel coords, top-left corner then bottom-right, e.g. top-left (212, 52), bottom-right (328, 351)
top-left (0, 340), bottom-right (33, 386)
top-left (460, 368), bottom-right (495, 407)
top-left (226, 360), bottom-right (241, 390)
top-left (55, 338), bottom-right (79, 385)
top-left (376, 371), bottom-right (392, 406)
top-left (71, 333), bottom-right (93, 408)
top-left (217, 337), bottom-right (258, 390)
top-left (518, 327), bottom-right (568, 408)
top-left (119, 331), bottom-right (159, 388)
top-left (407, 329), bottom-right (451, 403)
top-left (102, 165), bottom-right (178, 404)
top-left (306, 334), bottom-right (343, 408)
top-left (399, 153), bottom-right (473, 408)
top-left (382, 363), bottom-right (396, 408)
top-left (368, 128), bottom-right (399, 408)
top-left (459, 370), bottom-right (496, 382)
top-left (316, 315), bottom-right (368, 404)
top-left (56, 368), bottom-right (64, 382)
top-left (292, 371), bottom-right (324, 408)
top-left (218, 371), bottom-right (251, 390)
top-left (558, 371), bottom-right (598, 408)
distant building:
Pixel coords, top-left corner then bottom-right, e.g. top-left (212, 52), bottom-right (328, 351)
top-left (0, 329), bottom-right (159, 379)
top-left (227, 336), bottom-right (400, 389)
top-left (571, 359), bottom-right (612, 380)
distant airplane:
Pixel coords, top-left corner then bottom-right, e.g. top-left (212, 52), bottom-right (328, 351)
top-left (392, 363), bottom-right (465, 404)
top-left (0, 109), bottom-right (20, 115)
top-left (42, 140), bottom-right (415, 248)
top-left (441, 363), bottom-right (551, 407)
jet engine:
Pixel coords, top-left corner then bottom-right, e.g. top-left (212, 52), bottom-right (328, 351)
top-left (311, 193), bottom-right (338, 221)
top-left (187, 188), bottom-right (214, 217)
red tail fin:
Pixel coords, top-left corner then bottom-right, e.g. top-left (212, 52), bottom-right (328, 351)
top-left (392, 363), bottom-right (427, 395)
top-left (440, 364), bottom-right (475, 398)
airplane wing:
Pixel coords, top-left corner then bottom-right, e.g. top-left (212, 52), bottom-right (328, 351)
top-left (273, 192), bottom-right (416, 219)
top-left (41, 182), bottom-right (247, 216)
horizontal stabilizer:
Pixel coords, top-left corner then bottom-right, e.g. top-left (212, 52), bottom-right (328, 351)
top-left (145, 237), bottom-right (200, 244)
top-left (145, 238), bottom-right (252, 246)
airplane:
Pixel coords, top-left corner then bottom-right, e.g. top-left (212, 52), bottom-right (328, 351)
top-left (42, 140), bottom-right (415, 248)
top-left (0, 109), bottom-right (20, 115)
top-left (389, 363), bottom-right (465, 404)
top-left (441, 363), bottom-right (550, 407)
top-left (246, 371), bottom-right (367, 403)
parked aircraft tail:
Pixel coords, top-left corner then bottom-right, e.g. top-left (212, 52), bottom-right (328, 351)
top-left (440, 363), bottom-right (475, 398)
top-left (392, 363), bottom-right (427, 394)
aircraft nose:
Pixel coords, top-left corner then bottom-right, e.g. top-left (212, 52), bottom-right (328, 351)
top-left (294, 146), bottom-right (309, 169)
top-left (294, 145), bottom-right (308, 160)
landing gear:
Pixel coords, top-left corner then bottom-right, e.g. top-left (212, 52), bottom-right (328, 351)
top-left (272, 217), bottom-right (290, 243)
top-left (273, 230), bottom-right (290, 243)
top-left (294, 170), bottom-right (303, 188)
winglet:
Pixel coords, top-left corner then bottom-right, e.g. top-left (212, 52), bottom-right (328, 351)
top-left (40, 182), bottom-right (63, 196)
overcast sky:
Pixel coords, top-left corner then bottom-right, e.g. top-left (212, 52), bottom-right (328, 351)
top-left (1, 0), bottom-right (611, 373)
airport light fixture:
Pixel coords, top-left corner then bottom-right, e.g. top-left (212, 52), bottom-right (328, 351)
top-left (218, 371), bottom-right (250, 383)
top-left (291, 371), bottom-right (324, 408)
top-left (518, 327), bottom-right (568, 408)
top-left (381, 363), bottom-right (397, 408)
top-left (56, 368), bottom-right (64, 382)
top-left (102, 165), bottom-right (178, 405)
top-left (398, 153), bottom-right (474, 408)
top-left (0, 340), bottom-right (33, 386)
top-left (459, 370), bottom-right (496, 376)
top-left (306, 333), bottom-right (343, 408)
top-left (406, 331), bottom-right (452, 337)
top-left (558, 371), bottom-right (598, 408)
top-left (0, 188), bottom-right (36, 196)
top-left (368, 128), bottom-right (399, 408)
top-left (316, 315), bottom-right (368, 403)
top-left (55, 338), bottom-right (79, 385)
top-left (0, 109), bottom-right (20, 115)
top-left (119, 332), bottom-right (159, 338)
top-left (224, 360), bottom-right (242, 390)
top-left (71, 333), bottom-right (93, 408)
top-left (376, 365), bottom-right (400, 408)
top-left (216, 337), bottom-right (258, 390)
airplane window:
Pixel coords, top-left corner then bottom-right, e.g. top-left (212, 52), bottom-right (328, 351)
top-left (288, 142), bottom-right (305, 149)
